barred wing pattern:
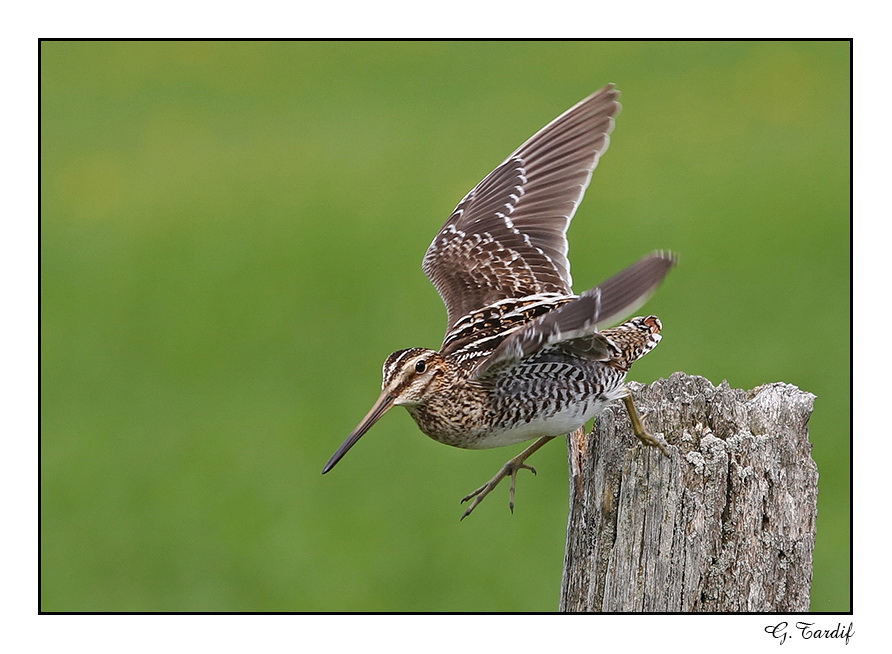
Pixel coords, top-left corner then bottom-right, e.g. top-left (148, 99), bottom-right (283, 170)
top-left (474, 251), bottom-right (677, 378)
top-left (423, 84), bottom-right (622, 332)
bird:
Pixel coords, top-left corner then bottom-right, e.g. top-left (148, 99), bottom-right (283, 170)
top-left (322, 84), bottom-right (676, 519)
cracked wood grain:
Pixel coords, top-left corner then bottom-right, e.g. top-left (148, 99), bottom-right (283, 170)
top-left (560, 372), bottom-right (818, 612)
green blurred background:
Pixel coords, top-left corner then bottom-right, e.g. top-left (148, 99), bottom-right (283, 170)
top-left (41, 41), bottom-right (850, 612)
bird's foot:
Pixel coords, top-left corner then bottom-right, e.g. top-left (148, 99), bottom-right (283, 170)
top-left (460, 460), bottom-right (537, 520)
top-left (459, 435), bottom-right (555, 520)
top-left (622, 393), bottom-right (670, 456)
top-left (634, 425), bottom-right (671, 456)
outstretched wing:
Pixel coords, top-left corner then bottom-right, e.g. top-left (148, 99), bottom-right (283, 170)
top-left (473, 251), bottom-right (677, 378)
top-left (423, 84), bottom-right (622, 331)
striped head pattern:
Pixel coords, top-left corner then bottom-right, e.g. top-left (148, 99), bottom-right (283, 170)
top-left (381, 347), bottom-right (447, 406)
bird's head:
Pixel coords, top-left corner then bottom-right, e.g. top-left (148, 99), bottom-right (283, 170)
top-left (322, 347), bottom-right (445, 473)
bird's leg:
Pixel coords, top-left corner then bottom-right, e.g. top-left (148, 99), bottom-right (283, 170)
top-left (460, 436), bottom-right (555, 520)
top-left (622, 392), bottom-right (670, 456)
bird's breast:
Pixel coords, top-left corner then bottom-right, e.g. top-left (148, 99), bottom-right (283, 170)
top-left (403, 365), bottom-right (628, 450)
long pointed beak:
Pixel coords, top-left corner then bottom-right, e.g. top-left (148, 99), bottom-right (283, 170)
top-left (322, 391), bottom-right (394, 474)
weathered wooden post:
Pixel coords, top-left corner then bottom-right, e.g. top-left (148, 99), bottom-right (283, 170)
top-left (560, 372), bottom-right (818, 612)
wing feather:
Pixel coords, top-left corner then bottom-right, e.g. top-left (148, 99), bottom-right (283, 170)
top-left (473, 251), bottom-right (677, 378)
top-left (423, 85), bottom-right (622, 330)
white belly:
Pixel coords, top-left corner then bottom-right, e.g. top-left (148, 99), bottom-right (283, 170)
top-left (466, 395), bottom-right (616, 449)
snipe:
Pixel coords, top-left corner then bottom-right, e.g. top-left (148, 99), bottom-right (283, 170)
top-left (323, 84), bottom-right (676, 519)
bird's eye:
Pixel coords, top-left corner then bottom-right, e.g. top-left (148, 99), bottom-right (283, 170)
top-left (415, 360), bottom-right (427, 374)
